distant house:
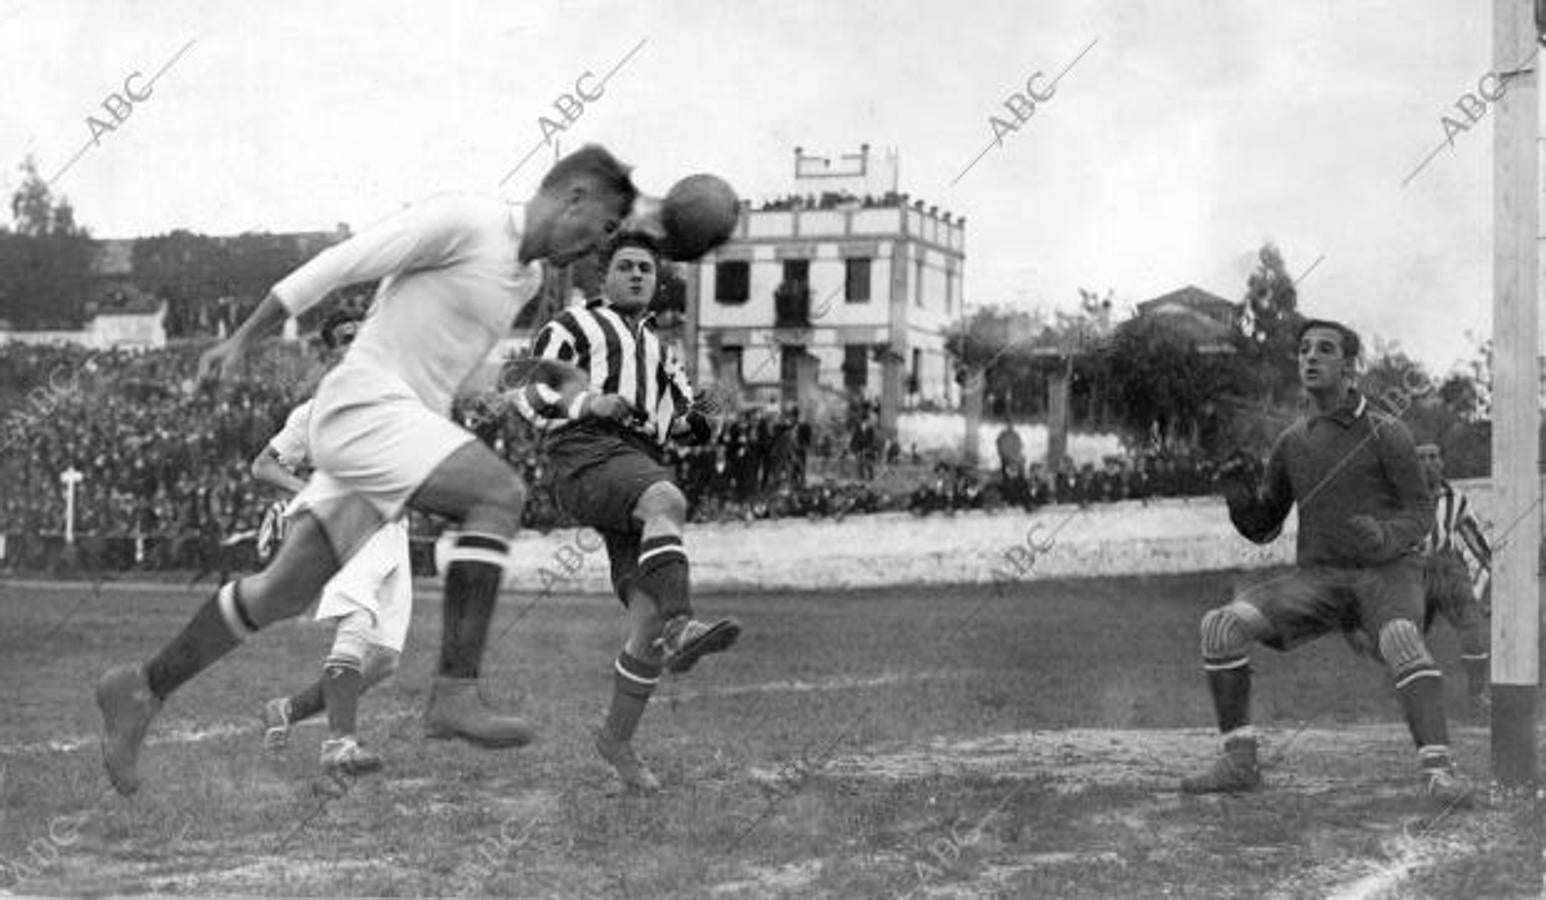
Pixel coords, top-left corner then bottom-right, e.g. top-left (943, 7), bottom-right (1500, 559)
top-left (1132, 285), bottom-right (1239, 353)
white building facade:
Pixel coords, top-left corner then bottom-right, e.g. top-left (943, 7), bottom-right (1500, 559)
top-left (684, 145), bottom-right (966, 434)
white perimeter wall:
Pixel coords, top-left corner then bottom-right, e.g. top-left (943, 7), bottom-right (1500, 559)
top-left (473, 479), bottom-right (1506, 594)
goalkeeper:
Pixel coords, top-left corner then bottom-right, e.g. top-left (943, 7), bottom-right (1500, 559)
top-left (1181, 319), bottom-right (1470, 807)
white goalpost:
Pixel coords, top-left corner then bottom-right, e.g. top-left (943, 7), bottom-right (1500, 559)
top-left (1489, 0), bottom-right (1540, 788)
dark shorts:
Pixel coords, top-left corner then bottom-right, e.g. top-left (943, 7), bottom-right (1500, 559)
top-left (1422, 551), bottom-right (1481, 632)
top-left (1234, 558), bottom-right (1424, 650)
top-left (546, 422), bottom-right (676, 604)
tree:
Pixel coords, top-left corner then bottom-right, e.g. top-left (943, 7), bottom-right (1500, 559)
top-left (0, 156), bottom-right (94, 329)
top-left (1238, 242), bottom-right (1304, 408)
top-left (1107, 312), bottom-right (1248, 454)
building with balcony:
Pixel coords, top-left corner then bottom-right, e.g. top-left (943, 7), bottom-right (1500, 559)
top-left (682, 144), bottom-right (966, 434)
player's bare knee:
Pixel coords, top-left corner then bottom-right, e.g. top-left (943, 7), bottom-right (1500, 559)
top-left (328, 612), bottom-right (374, 670)
top-left (361, 645), bottom-right (401, 684)
top-left (1377, 619), bottom-right (1436, 680)
top-left (634, 482), bottom-right (687, 527)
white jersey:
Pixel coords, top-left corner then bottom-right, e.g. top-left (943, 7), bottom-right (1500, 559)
top-left (272, 193), bottom-right (544, 417)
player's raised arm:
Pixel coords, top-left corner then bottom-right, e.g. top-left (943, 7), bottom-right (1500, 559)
top-left (200, 196), bottom-right (483, 387)
top-left (271, 195), bottom-right (482, 318)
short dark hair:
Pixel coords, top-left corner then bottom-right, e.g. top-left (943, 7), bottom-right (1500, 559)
top-left (321, 309), bottom-right (363, 350)
top-left (540, 144), bottom-right (638, 211)
top-left (1296, 318), bottom-right (1361, 360)
top-left (603, 229), bottom-right (662, 267)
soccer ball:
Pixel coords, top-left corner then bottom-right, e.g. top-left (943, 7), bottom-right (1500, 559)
top-left (658, 174), bottom-right (739, 261)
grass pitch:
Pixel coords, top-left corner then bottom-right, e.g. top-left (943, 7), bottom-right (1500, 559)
top-left (0, 571), bottom-right (1539, 898)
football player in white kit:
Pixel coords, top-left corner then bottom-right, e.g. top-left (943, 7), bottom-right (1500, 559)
top-left (251, 311), bottom-right (413, 776)
top-left (95, 145), bottom-right (729, 795)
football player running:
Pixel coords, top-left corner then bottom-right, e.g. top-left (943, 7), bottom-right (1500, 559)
top-left (95, 145), bottom-right (728, 796)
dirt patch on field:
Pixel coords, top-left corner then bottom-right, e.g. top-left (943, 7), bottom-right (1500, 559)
top-left (735, 724), bottom-right (1535, 900)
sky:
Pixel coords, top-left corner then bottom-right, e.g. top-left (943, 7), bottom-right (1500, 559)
top-left (0, 0), bottom-right (1509, 375)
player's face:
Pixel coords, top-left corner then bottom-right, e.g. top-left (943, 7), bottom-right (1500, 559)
top-left (1417, 446), bottom-right (1443, 484)
top-left (603, 247), bottom-right (658, 313)
top-left (1297, 327), bottom-right (1351, 391)
top-left (548, 186), bottom-right (627, 265)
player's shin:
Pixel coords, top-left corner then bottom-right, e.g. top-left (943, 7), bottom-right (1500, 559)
top-left (438, 533), bottom-right (511, 679)
top-left (635, 535), bottom-right (691, 621)
top-left (1380, 621), bottom-right (1451, 763)
top-left (1204, 660), bottom-right (1252, 735)
top-left (425, 531), bottom-right (535, 748)
top-left (1458, 627), bottom-right (1489, 699)
top-left (604, 650), bottom-right (662, 744)
top-left (144, 580), bottom-right (258, 701)
top-left (323, 614), bottom-right (373, 738)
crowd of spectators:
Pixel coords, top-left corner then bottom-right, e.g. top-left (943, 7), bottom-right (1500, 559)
top-left (1, 343), bottom-right (1232, 570)
top-left (754, 190), bottom-right (960, 224)
top-left (0, 342), bottom-right (311, 568)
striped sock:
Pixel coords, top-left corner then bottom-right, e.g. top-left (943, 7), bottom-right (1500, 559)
top-left (145, 582), bottom-right (254, 701)
top-left (603, 651), bottom-right (662, 743)
top-left (439, 533), bottom-right (510, 680)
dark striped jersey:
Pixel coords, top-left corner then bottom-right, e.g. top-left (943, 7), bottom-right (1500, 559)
top-left (1426, 479), bottom-right (1492, 592)
top-left (520, 299), bottom-right (693, 446)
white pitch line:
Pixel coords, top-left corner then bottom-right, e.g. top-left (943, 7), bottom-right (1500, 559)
top-left (675, 668), bottom-right (995, 700)
top-left (1324, 836), bottom-right (1430, 900)
top-left (0, 712), bottom-right (417, 757)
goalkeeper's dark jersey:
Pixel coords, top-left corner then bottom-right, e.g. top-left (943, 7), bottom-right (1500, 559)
top-left (1230, 389), bottom-right (1434, 567)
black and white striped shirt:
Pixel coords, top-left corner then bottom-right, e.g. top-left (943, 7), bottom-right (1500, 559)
top-left (522, 299), bottom-right (693, 446)
top-left (1427, 479), bottom-right (1492, 588)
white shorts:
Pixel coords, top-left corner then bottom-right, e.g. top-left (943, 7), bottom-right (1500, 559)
top-left (294, 363), bottom-right (475, 559)
top-left (314, 518), bottom-right (414, 653)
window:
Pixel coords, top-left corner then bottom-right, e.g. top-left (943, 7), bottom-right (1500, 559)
top-left (945, 267), bottom-right (955, 314)
top-left (782, 259), bottom-right (809, 287)
top-left (722, 346), bottom-right (743, 382)
top-left (914, 257), bottom-right (925, 308)
top-left (780, 345), bottom-right (803, 396)
top-left (715, 261), bottom-right (749, 304)
top-left (845, 258), bottom-right (871, 303)
top-left (910, 348), bottom-right (922, 392)
top-left (843, 344), bottom-right (868, 391)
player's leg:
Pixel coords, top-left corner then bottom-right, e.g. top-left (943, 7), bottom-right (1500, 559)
top-left (310, 609), bottom-right (387, 776)
top-left (1437, 562), bottom-right (1490, 708)
top-left (96, 508), bottom-right (351, 795)
top-left (594, 530), bottom-right (665, 793)
top-left (1356, 560), bottom-right (1472, 805)
top-left (1181, 568), bottom-right (1332, 794)
top-left (630, 480), bottom-right (739, 673)
top-left (409, 439), bottom-right (535, 748)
